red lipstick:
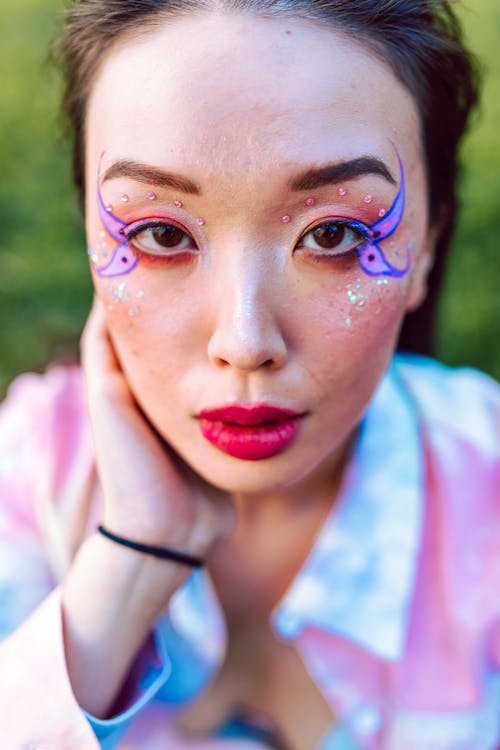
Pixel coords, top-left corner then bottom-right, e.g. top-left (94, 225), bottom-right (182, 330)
top-left (197, 404), bottom-right (304, 460)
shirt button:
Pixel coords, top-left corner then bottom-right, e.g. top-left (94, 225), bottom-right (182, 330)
top-left (351, 704), bottom-right (382, 736)
top-left (274, 610), bottom-right (301, 638)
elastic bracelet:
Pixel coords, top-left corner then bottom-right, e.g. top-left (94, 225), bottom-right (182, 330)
top-left (97, 524), bottom-right (204, 568)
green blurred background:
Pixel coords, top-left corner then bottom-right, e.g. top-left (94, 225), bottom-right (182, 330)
top-left (0, 0), bottom-right (498, 398)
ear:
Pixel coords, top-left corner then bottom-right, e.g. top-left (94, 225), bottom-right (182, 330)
top-left (405, 224), bottom-right (439, 312)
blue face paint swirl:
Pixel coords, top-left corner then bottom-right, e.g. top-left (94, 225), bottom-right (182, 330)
top-left (353, 155), bottom-right (409, 278)
top-left (93, 175), bottom-right (138, 278)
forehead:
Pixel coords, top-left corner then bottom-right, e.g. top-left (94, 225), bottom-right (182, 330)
top-left (86, 11), bottom-right (421, 179)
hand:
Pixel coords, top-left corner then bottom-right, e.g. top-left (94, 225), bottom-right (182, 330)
top-left (81, 296), bottom-right (235, 557)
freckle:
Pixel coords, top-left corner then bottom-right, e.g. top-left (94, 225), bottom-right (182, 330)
top-left (120, 194), bottom-right (129, 203)
top-left (338, 186), bottom-right (347, 197)
top-left (363, 195), bottom-right (373, 204)
top-left (147, 191), bottom-right (157, 201)
top-left (196, 217), bottom-right (206, 226)
top-left (174, 200), bottom-right (183, 208)
top-left (281, 214), bottom-right (291, 223)
top-left (305, 197), bottom-right (316, 207)
top-left (378, 208), bottom-right (386, 217)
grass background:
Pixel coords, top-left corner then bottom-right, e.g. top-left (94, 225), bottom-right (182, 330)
top-left (0, 0), bottom-right (498, 399)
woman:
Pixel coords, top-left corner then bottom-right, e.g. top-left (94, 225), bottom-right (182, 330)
top-left (0, 1), bottom-right (499, 748)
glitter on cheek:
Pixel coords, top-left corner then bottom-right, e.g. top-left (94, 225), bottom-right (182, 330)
top-left (345, 317), bottom-right (352, 328)
top-left (128, 305), bottom-right (141, 317)
top-left (105, 205), bottom-right (113, 213)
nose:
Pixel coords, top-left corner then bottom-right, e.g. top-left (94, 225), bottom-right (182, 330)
top-left (207, 259), bottom-right (288, 372)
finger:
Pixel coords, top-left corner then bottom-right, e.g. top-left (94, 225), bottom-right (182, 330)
top-left (81, 296), bottom-right (120, 377)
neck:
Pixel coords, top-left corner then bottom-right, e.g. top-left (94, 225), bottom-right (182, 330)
top-left (206, 432), bottom-right (355, 622)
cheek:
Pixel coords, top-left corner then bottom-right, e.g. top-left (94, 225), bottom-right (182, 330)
top-left (293, 271), bottom-right (408, 378)
top-left (94, 271), bottom-right (205, 379)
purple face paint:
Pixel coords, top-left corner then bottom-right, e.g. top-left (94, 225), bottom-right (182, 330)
top-left (354, 154), bottom-right (409, 278)
top-left (93, 176), bottom-right (138, 278)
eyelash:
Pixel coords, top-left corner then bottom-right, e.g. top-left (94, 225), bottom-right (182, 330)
top-left (296, 218), bottom-right (371, 258)
top-left (121, 216), bottom-right (371, 260)
top-left (123, 218), bottom-right (197, 257)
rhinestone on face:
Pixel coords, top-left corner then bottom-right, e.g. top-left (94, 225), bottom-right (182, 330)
top-left (305, 197), bottom-right (316, 207)
top-left (174, 200), bottom-right (183, 208)
top-left (378, 208), bottom-right (386, 217)
top-left (196, 217), bottom-right (206, 226)
top-left (281, 214), bottom-right (291, 223)
top-left (338, 186), bottom-right (347, 196)
top-left (147, 191), bottom-right (157, 201)
top-left (363, 195), bottom-right (373, 204)
top-left (120, 194), bottom-right (129, 203)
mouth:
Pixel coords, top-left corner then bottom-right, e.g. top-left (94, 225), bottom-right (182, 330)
top-left (197, 404), bottom-right (305, 460)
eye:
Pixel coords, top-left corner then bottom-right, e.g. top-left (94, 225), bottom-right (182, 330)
top-left (123, 220), bottom-right (197, 256)
top-left (297, 219), bottom-right (369, 257)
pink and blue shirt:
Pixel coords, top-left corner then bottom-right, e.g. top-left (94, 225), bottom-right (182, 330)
top-left (0, 354), bottom-right (499, 749)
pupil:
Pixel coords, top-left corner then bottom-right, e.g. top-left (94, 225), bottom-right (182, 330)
top-left (152, 225), bottom-right (184, 247)
top-left (313, 223), bottom-right (345, 249)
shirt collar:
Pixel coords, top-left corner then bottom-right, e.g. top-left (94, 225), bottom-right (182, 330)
top-left (272, 357), bottom-right (424, 660)
top-left (168, 357), bottom-right (424, 664)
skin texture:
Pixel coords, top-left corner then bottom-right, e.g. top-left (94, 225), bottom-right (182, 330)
top-left (63, 10), bottom-right (435, 743)
top-left (85, 11), bottom-right (432, 505)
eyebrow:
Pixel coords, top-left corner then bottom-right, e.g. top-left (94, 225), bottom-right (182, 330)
top-left (101, 155), bottom-right (395, 195)
top-left (289, 156), bottom-right (396, 191)
top-left (101, 160), bottom-right (201, 194)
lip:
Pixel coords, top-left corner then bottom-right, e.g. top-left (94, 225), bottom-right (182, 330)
top-left (197, 403), bottom-right (305, 460)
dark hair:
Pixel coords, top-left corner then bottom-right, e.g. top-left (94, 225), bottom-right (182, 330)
top-left (53, 0), bottom-right (480, 355)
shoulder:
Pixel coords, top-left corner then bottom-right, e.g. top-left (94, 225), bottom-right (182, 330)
top-left (392, 353), bottom-right (499, 458)
top-left (0, 363), bottom-right (92, 513)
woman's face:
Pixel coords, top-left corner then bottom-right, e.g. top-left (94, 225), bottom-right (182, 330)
top-left (85, 11), bottom-right (433, 494)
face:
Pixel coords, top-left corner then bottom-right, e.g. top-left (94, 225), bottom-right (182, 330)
top-left (85, 11), bottom-right (433, 495)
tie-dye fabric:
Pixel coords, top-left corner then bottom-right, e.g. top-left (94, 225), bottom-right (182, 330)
top-left (0, 355), bottom-right (498, 749)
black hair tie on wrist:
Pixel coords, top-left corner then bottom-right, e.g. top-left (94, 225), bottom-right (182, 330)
top-left (97, 524), bottom-right (204, 568)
